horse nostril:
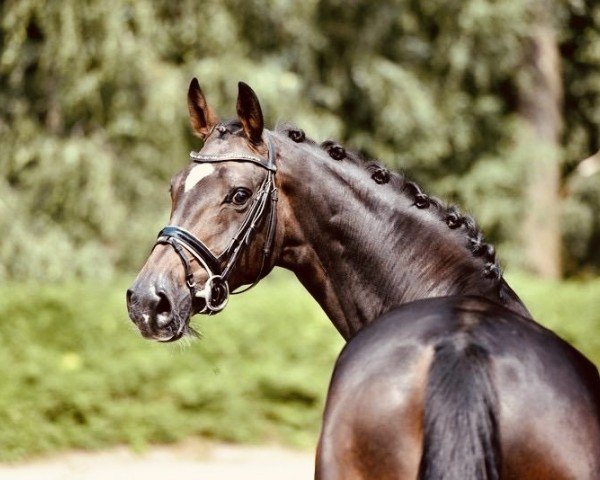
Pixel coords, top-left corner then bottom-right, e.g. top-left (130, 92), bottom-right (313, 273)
top-left (126, 289), bottom-right (138, 324)
top-left (154, 291), bottom-right (174, 329)
top-left (156, 292), bottom-right (171, 316)
top-left (126, 288), bottom-right (135, 306)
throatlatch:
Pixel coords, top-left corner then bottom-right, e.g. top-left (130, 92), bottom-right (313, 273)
top-left (155, 135), bottom-right (278, 313)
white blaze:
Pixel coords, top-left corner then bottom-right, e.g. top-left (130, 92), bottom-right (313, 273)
top-left (184, 164), bottom-right (215, 192)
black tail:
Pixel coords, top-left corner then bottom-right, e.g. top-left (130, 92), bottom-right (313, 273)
top-left (418, 338), bottom-right (501, 480)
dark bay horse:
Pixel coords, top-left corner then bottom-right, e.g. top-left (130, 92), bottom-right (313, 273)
top-left (127, 79), bottom-right (600, 479)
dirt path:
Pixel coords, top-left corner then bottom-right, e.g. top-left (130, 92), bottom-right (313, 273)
top-left (0, 441), bottom-right (314, 480)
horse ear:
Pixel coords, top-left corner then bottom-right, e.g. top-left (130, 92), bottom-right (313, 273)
top-left (236, 82), bottom-right (264, 145)
top-left (187, 78), bottom-right (218, 139)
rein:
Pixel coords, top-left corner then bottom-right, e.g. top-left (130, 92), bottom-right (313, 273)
top-left (155, 135), bottom-right (278, 313)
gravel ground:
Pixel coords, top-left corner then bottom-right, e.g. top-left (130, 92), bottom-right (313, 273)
top-left (0, 441), bottom-right (314, 480)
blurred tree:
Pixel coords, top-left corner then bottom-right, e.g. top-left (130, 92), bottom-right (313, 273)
top-left (518, 1), bottom-right (563, 279)
top-left (0, 0), bottom-right (599, 281)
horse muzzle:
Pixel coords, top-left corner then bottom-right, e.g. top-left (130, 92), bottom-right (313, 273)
top-left (126, 280), bottom-right (191, 342)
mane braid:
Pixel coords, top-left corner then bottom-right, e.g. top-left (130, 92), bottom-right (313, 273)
top-left (275, 122), bottom-right (317, 146)
top-left (276, 123), bottom-right (505, 294)
top-left (321, 140), bottom-right (346, 160)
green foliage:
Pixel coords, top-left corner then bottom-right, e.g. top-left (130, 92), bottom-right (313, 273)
top-left (507, 271), bottom-right (600, 363)
top-left (0, 269), bottom-right (598, 461)
top-left (1, 0), bottom-right (599, 280)
top-left (563, 172), bottom-right (600, 275)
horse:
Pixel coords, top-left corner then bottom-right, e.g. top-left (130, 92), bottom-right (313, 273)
top-left (127, 79), bottom-right (600, 479)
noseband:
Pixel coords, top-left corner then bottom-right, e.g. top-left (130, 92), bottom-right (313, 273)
top-left (155, 135), bottom-right (278, 313)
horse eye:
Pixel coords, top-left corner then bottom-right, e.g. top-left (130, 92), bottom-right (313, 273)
top-left (230, 188), bottom-right (251, 206)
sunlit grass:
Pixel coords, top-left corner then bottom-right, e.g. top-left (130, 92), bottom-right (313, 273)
top-left (506, 271), bottom-right (600, 365)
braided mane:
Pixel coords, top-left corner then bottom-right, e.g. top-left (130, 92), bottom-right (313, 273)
top-left (276, 124), bottom-right (505, 294)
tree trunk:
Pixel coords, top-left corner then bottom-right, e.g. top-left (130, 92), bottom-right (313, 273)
top-left (518, 12), bottom-right (563, 279)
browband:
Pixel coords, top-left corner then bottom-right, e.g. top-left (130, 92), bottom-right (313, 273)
top-left (190, 136), bottom-right (277, 172)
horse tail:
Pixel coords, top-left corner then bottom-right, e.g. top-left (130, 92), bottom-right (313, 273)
top-left (418, 338), bottom-right (501, 480)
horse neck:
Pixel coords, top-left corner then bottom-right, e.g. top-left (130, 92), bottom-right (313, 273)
top-left (272, 133), bottom-right (530, 340)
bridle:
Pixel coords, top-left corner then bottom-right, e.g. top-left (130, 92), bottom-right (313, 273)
top-left (155, 134), bottom-right (278, 314)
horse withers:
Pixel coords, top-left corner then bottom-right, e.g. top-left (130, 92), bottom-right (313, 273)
top-left (127, 79), bottom-right (600, 479)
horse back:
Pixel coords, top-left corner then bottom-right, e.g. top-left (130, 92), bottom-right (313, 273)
top-left (316, 296), bottom-right (600, 480)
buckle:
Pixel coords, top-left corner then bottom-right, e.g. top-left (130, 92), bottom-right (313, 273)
top-left (194, 275), bottom-right (229, 313)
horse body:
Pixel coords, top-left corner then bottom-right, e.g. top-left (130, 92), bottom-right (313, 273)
top-left (127, 80), bottom-right (600, 479)
top-left (317, 296), bottom-right (600, 479)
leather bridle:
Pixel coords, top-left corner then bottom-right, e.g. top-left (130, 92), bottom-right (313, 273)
top-left (155, 134), bottom-right (278, 314)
